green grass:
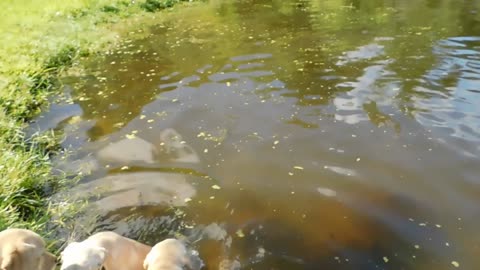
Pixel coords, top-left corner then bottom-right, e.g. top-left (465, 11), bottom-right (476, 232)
top-left (0, 0), bottom-right (195, 253)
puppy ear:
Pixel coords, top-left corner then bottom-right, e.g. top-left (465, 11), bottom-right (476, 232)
top-left (0, 249), bottom-right (19, 270)
top-left (182, 256), bottom-right (193, 270)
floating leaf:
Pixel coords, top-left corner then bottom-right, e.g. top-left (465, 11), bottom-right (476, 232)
top-left (212, 185), bottom-right (221, 190)
top-left (125, 134), bottom-right (136, 139)
top-left (236, 229), bottom-right (245, 238)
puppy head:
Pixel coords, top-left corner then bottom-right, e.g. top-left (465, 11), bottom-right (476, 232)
top-left (60, 242), bottom-right (107, 270)
top-left (143, 259), bottom-right (181, 270)
top-left (1, 243), bottom-right (41, 270)
top-left (143, 239), bottom-right (188, 270)
top-left (143, 251), bottom-right (167, 270)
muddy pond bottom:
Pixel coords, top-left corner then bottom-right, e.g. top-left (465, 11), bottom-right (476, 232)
top-left (31, 0), bottom-right (480, 269)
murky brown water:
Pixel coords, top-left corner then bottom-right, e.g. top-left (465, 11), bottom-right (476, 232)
top-left (30, 0), bottom-right (480, 269)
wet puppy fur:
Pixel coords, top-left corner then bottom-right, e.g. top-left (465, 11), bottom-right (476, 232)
top-left (60, 231), bottom-right (151, 270)
top-left (0, 228), bottom-right (56, 270)
top-left (144, 239), bottom-right (193, 270)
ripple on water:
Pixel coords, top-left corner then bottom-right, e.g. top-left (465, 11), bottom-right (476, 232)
top-left (336, 43), bottom-right (385, 66)
top-left (230, 53), bottom-right (273, 62)
top-left (413, 37), bottom-right (480, 141)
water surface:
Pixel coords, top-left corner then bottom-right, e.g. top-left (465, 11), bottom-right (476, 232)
top-left (32, 0), bottom-right (480, 269)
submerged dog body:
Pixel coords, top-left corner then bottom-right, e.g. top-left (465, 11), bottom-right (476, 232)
top-left (0, 228), bottom-right (56, 270)
top-left (144, 239), bottom-right (191, 270)
top-left (60, 231), bottom-right (151, 270)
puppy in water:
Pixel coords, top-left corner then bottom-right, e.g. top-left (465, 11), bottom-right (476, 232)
top-left (0, 228), bottom-right (56, 270)
top-left (60, 231), bottom-right (151, 270)
top-left (143, 239), bottom-right (193, 270)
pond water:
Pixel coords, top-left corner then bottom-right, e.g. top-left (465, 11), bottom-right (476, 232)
top-left (31, 0), bottom-right (480, 269)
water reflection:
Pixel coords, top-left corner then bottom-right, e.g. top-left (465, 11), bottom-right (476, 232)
top-left (29, 0), bottom-right (480, 269)
top-left (69, 172), bottom-right (196, 212)
top-left (415, 37), bottom-right (480, 141)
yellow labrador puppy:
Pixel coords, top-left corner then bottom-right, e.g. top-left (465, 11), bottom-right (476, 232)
top-left (0, 228), bottom-right (56, 270)
top-left (60, 231), bottom-right (151, 270)
top-left (143, 239), bottom-right (192, 270)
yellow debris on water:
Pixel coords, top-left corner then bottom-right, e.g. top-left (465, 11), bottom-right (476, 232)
top-left (68, 116), bottom-right (82, 124)
top-left (236, 229), bottom-right (245, 238)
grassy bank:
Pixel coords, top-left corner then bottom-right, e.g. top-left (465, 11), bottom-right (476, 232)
top-left (0, 0), bottom-right (194, 251)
